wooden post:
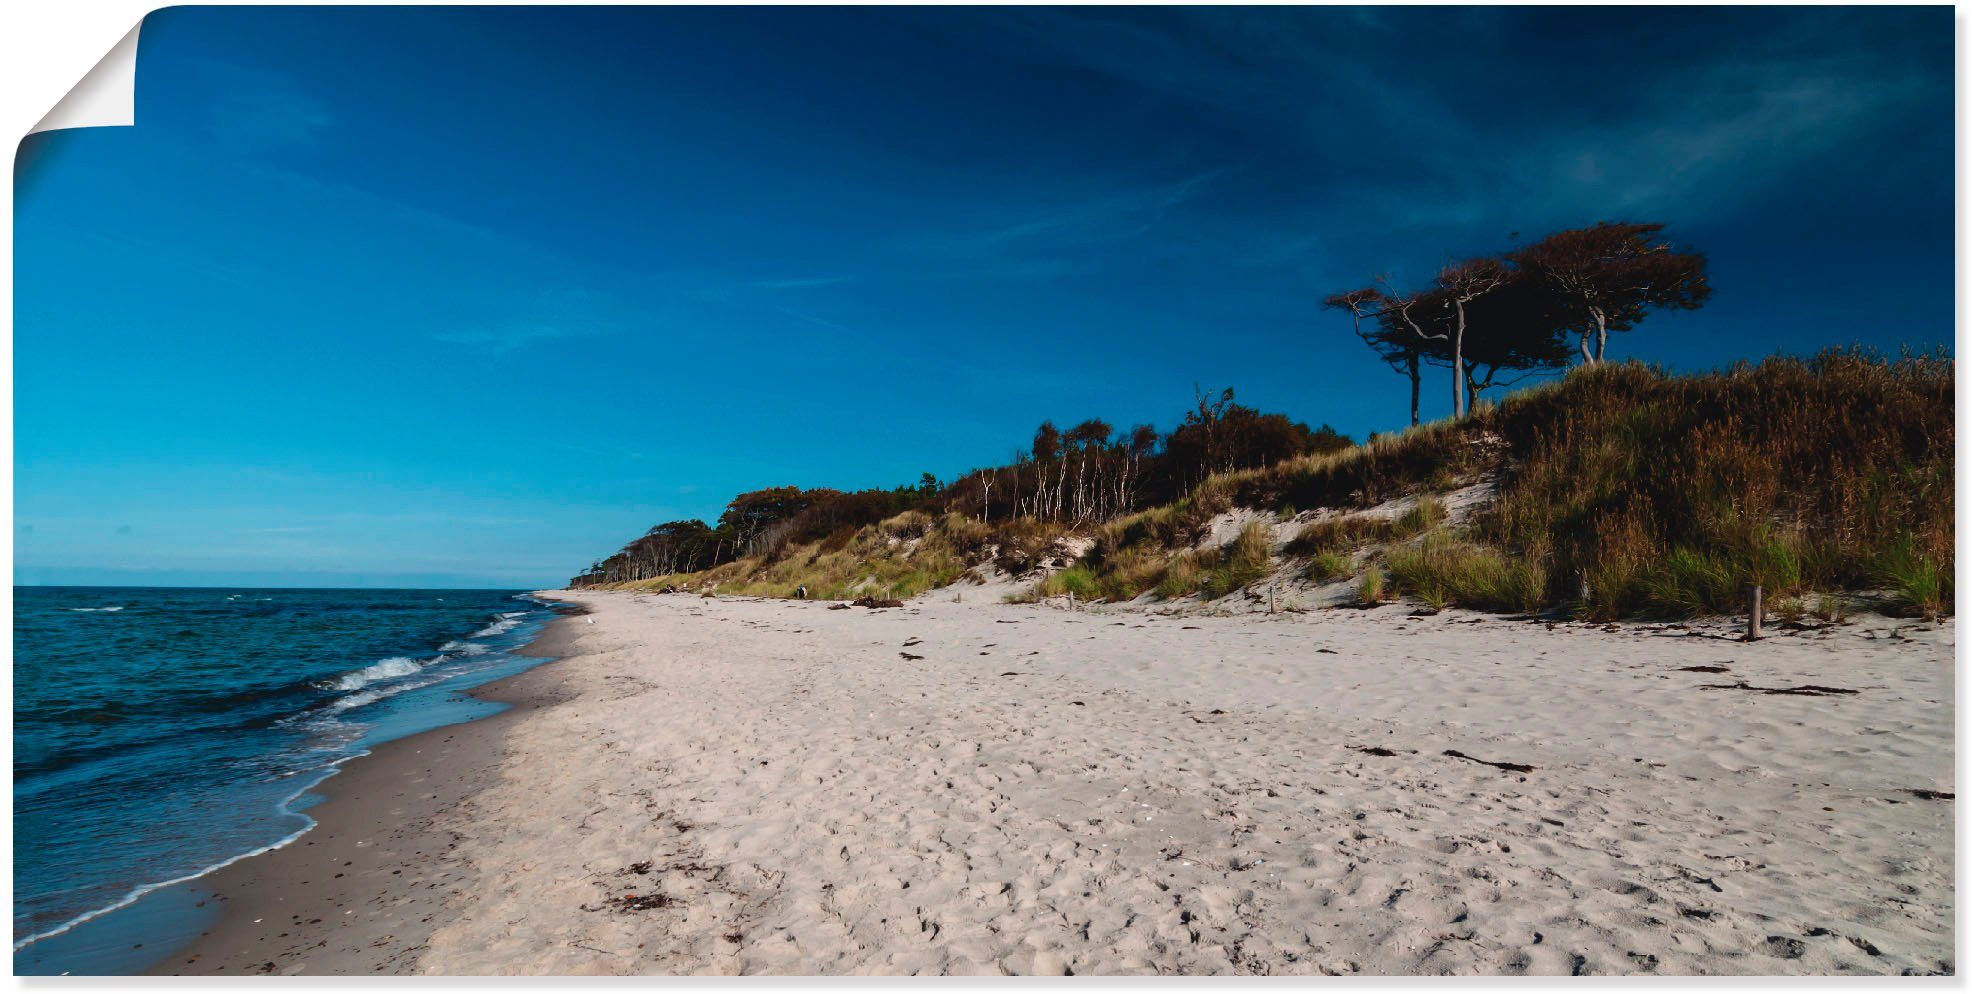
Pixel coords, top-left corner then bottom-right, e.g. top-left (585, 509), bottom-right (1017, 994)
top-left (1068, 590), bottom-right (1076, 612)
top-left (1268, 584), bottom-right (1278, 615)
top-left (1747, 584), bottom-right (1763, 641)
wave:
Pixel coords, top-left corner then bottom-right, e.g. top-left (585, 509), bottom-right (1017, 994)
top-left (324, 673), bottom-right (448, 714)
top-left (439, 640), bottom-right (491, 656)
top-left (472, 611), bottom-right (526, 637)
top-left (321, 656), bottom-right (422, 692)
top-left (64, 606), bottom-right (125, 613)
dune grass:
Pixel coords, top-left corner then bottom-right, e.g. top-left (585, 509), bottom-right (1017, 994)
top-left (1356, 566), bottom-right (1388, 605)
top-left (1383, 534), bottom-right (1547, 613)
top-left (1302, 550), bottom-right (1353, 583)
top-left (1200, 521), bottom-right (1274, 599)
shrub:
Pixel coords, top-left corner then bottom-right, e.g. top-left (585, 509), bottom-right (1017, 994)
top-left (992, 517), bottom-right (1068, 575)
top-left (879, 509), bottom-right (934, 540)
top-left (937, 513), bottom-right (991, 552)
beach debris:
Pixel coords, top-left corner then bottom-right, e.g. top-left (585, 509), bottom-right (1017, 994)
top-left (902, 638), bottom-right (922, 647)
top-left (828, 603), bottom-right (851, 610)
top-left (1442, 749), bottom-right (1535, 774)
top-left (1352, 746), bottom-right (1401, 758)
top-left (1699, 681), bottom-right (1858, 697)
top-left (1678, 664), bottom-right (1731, 673)
top-left (593, 892), bottom-right (679, 913)
top-left (1907, 788), bottom-right (1954, 801)
top-left (853, 596), bottom-right (905, 609)
top-left (899, 652), bottom-right (925, 661)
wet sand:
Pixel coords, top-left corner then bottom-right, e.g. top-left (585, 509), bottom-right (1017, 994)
top-left (155, 616), bottom-right (586, 976)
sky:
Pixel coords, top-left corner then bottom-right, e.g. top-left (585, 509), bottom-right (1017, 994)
top-left (14, 6), bottom-right (1954, 589)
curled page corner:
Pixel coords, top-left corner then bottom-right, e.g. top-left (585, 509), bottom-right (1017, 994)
top-left (29, 22), bottom-right (143, 137)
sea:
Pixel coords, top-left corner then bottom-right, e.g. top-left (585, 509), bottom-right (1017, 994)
top-left (12, 586), bottom-right (569, 976)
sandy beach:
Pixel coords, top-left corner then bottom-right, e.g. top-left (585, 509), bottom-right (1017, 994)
top-left (170, 589), bottom-right (1953, 976)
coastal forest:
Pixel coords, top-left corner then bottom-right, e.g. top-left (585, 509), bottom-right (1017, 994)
top-left (572, 221), bottom-right (1952, 621)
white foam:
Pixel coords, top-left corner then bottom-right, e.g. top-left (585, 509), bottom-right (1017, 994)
top-left (323, 656), bottom-right (422, 692)
top-left (326, 674), bottom-right (446, 713)
top-left (65, 606), bottom-right (125, 612)
top-left (472, 612), bottom-right (525, 637)
top-left (440, 640), bottom-right (491, 656)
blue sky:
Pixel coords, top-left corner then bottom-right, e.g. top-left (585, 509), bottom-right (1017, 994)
top-left (15, 6), bottom-right (1953, 589)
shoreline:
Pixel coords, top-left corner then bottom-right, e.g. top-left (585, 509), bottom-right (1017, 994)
top-left (149, 604), bottom-right (590, 976)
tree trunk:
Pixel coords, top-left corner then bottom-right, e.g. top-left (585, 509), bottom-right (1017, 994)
top-left (1451, 300), bottom-right (1467, 418)
top-left (1594, 310), bottom-right (1609, 363)
top-left (1579, 330), bottom-right (1594, 365)
top-left (1406, 351), bottom-right (1420, 427)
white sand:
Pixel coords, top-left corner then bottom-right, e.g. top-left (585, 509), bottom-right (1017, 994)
top-left (417, 591), bottom-right (1953, 975)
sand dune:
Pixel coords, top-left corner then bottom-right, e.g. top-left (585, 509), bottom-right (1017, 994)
top-left (414, 590), bottom-right (1953, 976)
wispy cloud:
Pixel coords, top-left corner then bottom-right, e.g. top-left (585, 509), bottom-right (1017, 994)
top-left (925, 6), bottom-right (1937, 275)
top-left (929, 166), bottom-right (1233, 253)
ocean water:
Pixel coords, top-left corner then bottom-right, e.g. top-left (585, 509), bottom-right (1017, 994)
top-left (12, 586), bottom-right (567, 974)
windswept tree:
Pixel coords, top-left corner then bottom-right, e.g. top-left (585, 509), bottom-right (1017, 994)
top-left (1512, 221), bottom-right (1710, 365)
top-left (1433, 258), bottom-right (1514, 418)
top-left (1331, 222), bottom-right (1710, 420)
top-left (1326, 284), bottom-right (1449, 427)
top-left (1329, 287), bottom-right (1412, 426)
